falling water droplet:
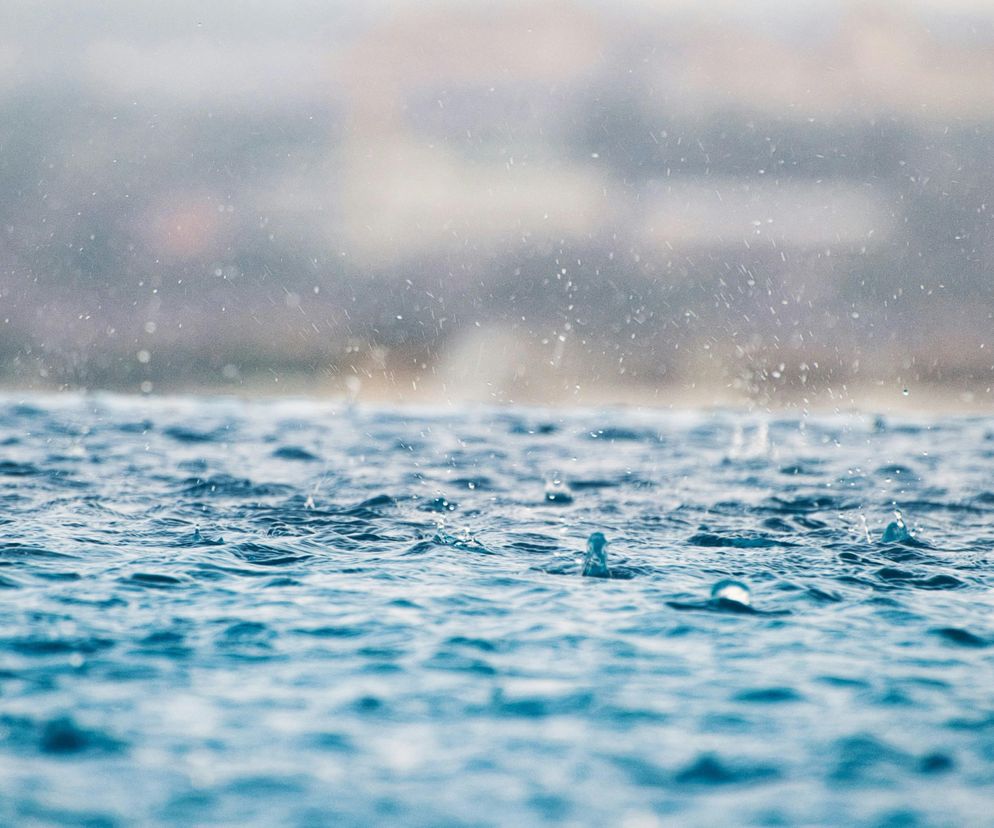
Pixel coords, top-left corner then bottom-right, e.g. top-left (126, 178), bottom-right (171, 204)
top-left (544, 477), bottom-right (574, 504)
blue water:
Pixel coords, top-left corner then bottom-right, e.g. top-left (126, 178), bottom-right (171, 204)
top-left (2, 395), bottom-right (994, 826)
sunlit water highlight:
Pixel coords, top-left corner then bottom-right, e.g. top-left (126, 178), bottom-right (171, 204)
top-left (1, 395), bottom-right (994, 825)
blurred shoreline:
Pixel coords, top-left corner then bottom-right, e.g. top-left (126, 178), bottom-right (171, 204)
top-left (3, 1), bottom-right (994, 405)
top-left (6, 373), bottom-right (991, 415)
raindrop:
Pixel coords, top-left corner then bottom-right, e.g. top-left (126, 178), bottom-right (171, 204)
top-left (544, 477), bottom-right (574, 504)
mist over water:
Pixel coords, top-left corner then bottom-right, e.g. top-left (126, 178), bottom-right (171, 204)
top-left (2, 395), bottom-right (993, 825)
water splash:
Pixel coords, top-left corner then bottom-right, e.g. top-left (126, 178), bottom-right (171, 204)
top-left (728, 421), bottom-right (771, 460)
top-left (581, 532), bottom-right (610, 578)
top-left (882, 509), bottom-right (914, 544)
top-left (857, 512), bottom-right (872, 544)
top-left (710, 579), bottom-right (752, 608)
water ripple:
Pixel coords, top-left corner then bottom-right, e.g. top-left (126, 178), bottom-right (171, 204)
top-left (0, 395), bottom-right (992, 825)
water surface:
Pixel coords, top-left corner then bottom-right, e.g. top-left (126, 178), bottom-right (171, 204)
top-left (1, 395), bottom-right (993, 826)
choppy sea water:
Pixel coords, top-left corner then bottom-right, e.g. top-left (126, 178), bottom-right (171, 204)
top-left (2, 395), bottom-right (994, 827)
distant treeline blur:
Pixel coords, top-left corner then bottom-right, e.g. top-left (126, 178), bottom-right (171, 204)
top-left (2, 0), bottom-right (994, 405)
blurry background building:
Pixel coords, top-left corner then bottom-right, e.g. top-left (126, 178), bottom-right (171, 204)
top-left (2, 0), bottom-right (994, 406)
